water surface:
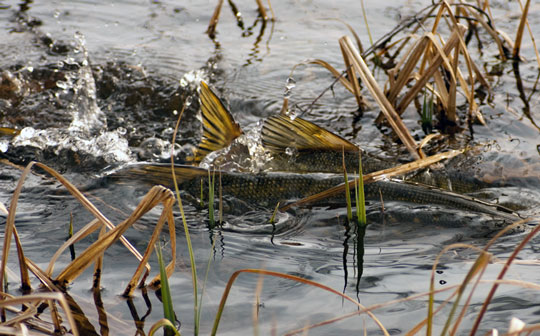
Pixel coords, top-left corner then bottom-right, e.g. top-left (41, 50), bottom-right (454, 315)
top-left (1, 0), bottom-right (540, 335)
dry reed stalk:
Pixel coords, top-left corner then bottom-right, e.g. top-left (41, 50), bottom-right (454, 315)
top-left (254, 0), bottom-right (268, 20)
top-left (53, 185), bottom-right (175, 293)
top-left (206, 0), bottom-right (272, 38)
top-left (2, 162), bottom-right (153, 292)
top-left (340, 41), bottom-right (364, 109)
top-left (339, 36), bottom-right (423, 159)
top-left (252, 272), bottom-right (265, 336)
top-left (2, 160), bottom-right (178, 300)
top-left (460, 2), bottom-right (509, 61)
top-left (306, 59), bottom-right (355, 93)
top-left (1, 162), bottom-right (37, 292)
top-left (280, 149), bottom-right (463, 210)
top-left (0, 292), bottom-right (79, 336)
top-left (386, 35), bottom-right (431, 105)
top-left (206, 0), bottom-right (224, 38)
top-left (516, 0), bottom-right (540, 68)
top-left (46, 219), bottom-right (102, 276)
top-left (512, 0), bottom-right (531, 60)
top-left (381, 1), bottom-right (491, 125)
top-left (395, 26), bottom-right (464, 115)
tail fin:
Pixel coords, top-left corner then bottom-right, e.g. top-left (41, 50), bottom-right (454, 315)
top-left (189, 81), bottom-right (243, 162)
top-left (261, 115), bottom-right (358, 153)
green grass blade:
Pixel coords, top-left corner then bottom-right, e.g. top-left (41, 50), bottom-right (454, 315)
top-left (218, 170), bottom-right (223, 225)
top-left (208, 169), bottom-right (215, 228)
top-left (148, 318), bottom-right (181, 336)
top-left (269, 202), bottom-right (280, 224)
top-left (170, 102), bottom-right (199, 335)
top-left (197, 233), bottom-right (218, 326)
top-left (156, 243), bottom-right (177, 335)
top-left (342, 149), bottom-right (352, 222)
top-left (200, 179), bottom-right (204, 207)
top-left (356, 151), bottom-right (366, 227)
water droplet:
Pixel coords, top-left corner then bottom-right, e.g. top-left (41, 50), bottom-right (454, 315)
top-left (0, 140), bottom-right (9, 153)
top-left (285, 105), bottom-right (297, 120)
top-left (284, 77), bottom-right (296, 99)
top-left (185, 95), bottom-right (193, 107)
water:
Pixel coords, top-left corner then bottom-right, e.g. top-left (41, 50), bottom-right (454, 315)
top-left (1, 0), bottom-right (540, 335)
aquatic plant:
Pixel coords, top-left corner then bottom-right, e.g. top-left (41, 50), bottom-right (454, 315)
top-left (155, 243), bottom-right (179, 336)
top-left (1, 1), bottom-right (539, 335)
top-left (304, 0), bottom-right (540, 158)
top-left (207, 168), bottom-right (216, 228)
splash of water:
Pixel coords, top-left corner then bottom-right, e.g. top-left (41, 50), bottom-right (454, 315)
top-left (179, 69), bottom-right (207, 89)
top-left (6, 31), bottom-right (133, 165)
top-left (199, 121), bottom-right (273, 173)
top-left (65, 31), bottom-right (106, 134)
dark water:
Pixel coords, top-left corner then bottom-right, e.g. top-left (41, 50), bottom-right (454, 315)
top-left (1, 0), bottom-right (540, 335)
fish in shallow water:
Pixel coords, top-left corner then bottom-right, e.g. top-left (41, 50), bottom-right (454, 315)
top-left (189, 81), bottom-right (493, 194)
top-left (103, 81), bottom-right (524, 223)
top-left (112, 163), bottom-right (520, 222)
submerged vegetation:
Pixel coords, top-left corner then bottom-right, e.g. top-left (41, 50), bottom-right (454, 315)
top-left (1, 0), bottom-right (540, 335)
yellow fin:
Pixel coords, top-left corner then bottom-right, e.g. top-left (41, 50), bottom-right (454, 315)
top-left (261, 115), bottom-right (358, 152)
top-left (190, 81), bottom-right (243, 162)
top-left (125, 164), bottom-right (208, 187)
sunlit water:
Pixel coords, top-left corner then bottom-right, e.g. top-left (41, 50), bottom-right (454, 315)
top-left (1, 0), bottom-right (540, 335)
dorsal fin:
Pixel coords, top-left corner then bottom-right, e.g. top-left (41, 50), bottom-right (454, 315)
top-left (189, 81), bottom-right (243, 162)
top-left (261, 115), bottom-right (358, 152)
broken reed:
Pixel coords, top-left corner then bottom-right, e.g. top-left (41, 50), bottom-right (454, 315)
top-left (308, 0), bottom-right (538, 160)
top-left (0, 161), bottom-right (178, 335)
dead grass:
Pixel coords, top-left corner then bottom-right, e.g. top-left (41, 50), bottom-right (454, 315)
top-left (1, 161), bottom-right (177, 333)
top-left (2, 1), bottom-right (539, 335)
top-left (304, 0), bottom-right (537, 161)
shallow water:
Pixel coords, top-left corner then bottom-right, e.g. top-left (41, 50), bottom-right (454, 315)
top-left (1, 0), bottom-right (540, 335)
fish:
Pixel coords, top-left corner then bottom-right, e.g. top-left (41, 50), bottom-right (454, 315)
top-left (114, 163), bottom-right (519, 222)
top-left (190, 81), bottom-right (491, 193)
top-left (103, 81), bottom-right (521, 223)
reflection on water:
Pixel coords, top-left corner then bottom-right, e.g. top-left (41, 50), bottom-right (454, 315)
top-left (1, 0), bottom-right (540, 335)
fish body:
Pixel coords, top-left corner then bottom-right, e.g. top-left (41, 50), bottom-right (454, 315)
top-left (118, 163), bottom-right (518, 221)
